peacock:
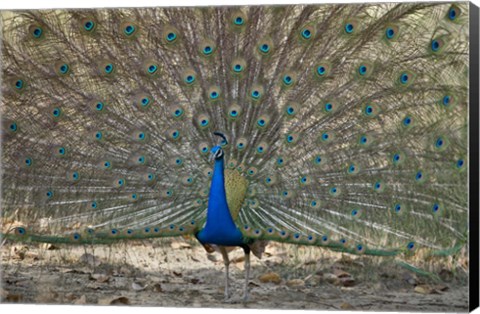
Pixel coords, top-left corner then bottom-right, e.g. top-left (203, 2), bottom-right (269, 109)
top-left (0, 1), bottom-right (474, 304)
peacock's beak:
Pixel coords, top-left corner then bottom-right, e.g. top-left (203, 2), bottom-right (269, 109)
top-left (208, 152), bottom-right (214, 163)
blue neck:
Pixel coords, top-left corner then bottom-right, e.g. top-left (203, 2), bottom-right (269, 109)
top-left (196, 157), bottom-right (244, 246)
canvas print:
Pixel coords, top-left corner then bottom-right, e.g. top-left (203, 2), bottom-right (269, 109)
top-left (0, 1), bottom-right (478, 312)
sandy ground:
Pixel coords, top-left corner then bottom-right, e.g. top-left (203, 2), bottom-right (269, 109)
top-left (0, 239), bottom-right (469, 311)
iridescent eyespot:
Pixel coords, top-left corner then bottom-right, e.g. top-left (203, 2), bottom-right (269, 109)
top-left (24, 157), bottom-right (33, 167)
top-left (15, 227), bottom-right (27, 236)
top-left (207, 87), bottom-right (221, 100)
top-left (443, 95), bottom-right (451, 106)
top-left (84, 20), bottom-right (95, 31)
top-left (232, 63), bottom-right (244, 73)
top-left (399, 72), bottom-right (410, 84)
top-left (300, 27), bottom-right (314, 40)
top-left (124, 25), bottom-right (136, 36)
top-left (31, 26), bottom-right (43, 38)
top-left (392, 152), bottom-right (405, 166)
top-left (348, 164), bottom-right (356, 174)
top-left (302, 29), bottom-right (311, 39)
top-left (58, 63), bottom-right (70, 74)
top-left (185, 74), bottom-right (195, 84)
top-left (317, 66), bottom-right (326, 75)
top-left (234, 16), bottom-right (244, 25)
top-left (344, 23), bottom-right (354, 34)
top-left (314, 62), bottom-right (331, 79)
top-left (403, 116), bottom-right (412, 127)
top-left (203, 46), bottom-right (213, 54)
top-left (173, 108), bottom-right (184, 118)
top-left (259, 44), bottom-right (270, 53)
top-left (52, 108), bottom-right (62, 117)
top-left (14, 79), bottom-right (25, 90)
top-left (415, 170), bottom-right (426, 183)
top-left (386, 27), bottom-right (395, 39)
top-left (359, 65), bottom-right (368, 76)
top-left (320, 132), bottom-right (333, 142)
top-left (104, 64), bottom-right (114, 74)
top-left (283, 75), bottom-right (293, 85)
top-left (322, 103), bottom-right (332, 114)
top-left (147, 65), bottom-right (158, 74)
top-left (435, 137), bottom-right (444, 148)
top-left (373, 181), bottom-right (384, 192)
top-left (166, 32), bottom-right (177, 42)
top-left (447, 5), bottom-right (461, 21)
top-left (95, 102), bottom-right (104, 111)
top-left (356, 244), bottom-right (365, 252)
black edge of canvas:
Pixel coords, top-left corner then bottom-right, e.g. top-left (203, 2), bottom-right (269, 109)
top-left (470, 1), bottom-right (480, 312)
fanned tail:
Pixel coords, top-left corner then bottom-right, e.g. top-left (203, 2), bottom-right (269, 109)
top-left (1, 3), bottom-right (469, 260)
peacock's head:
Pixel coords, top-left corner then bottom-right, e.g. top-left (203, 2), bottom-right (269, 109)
top-left (210, 132), bottom-right (227, 162)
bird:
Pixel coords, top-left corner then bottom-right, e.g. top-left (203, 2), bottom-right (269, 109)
top-left (0, 2), bottom-right (470, 303)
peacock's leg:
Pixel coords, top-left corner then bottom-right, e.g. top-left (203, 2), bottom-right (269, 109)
top-left (243, 251), bottom-right (251, 302)
top-left (219, 246), bottom-right (230, 300)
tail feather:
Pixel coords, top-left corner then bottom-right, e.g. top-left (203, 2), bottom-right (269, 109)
top-left (1, 3), bottom-right (469, 259)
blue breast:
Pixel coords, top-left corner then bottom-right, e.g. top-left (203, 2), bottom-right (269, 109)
top-left (196, 155), bottom-right (245, 246)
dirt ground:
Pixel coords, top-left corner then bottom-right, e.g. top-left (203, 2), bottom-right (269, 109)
top-left (0, 239), bottom-right (469, 311)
